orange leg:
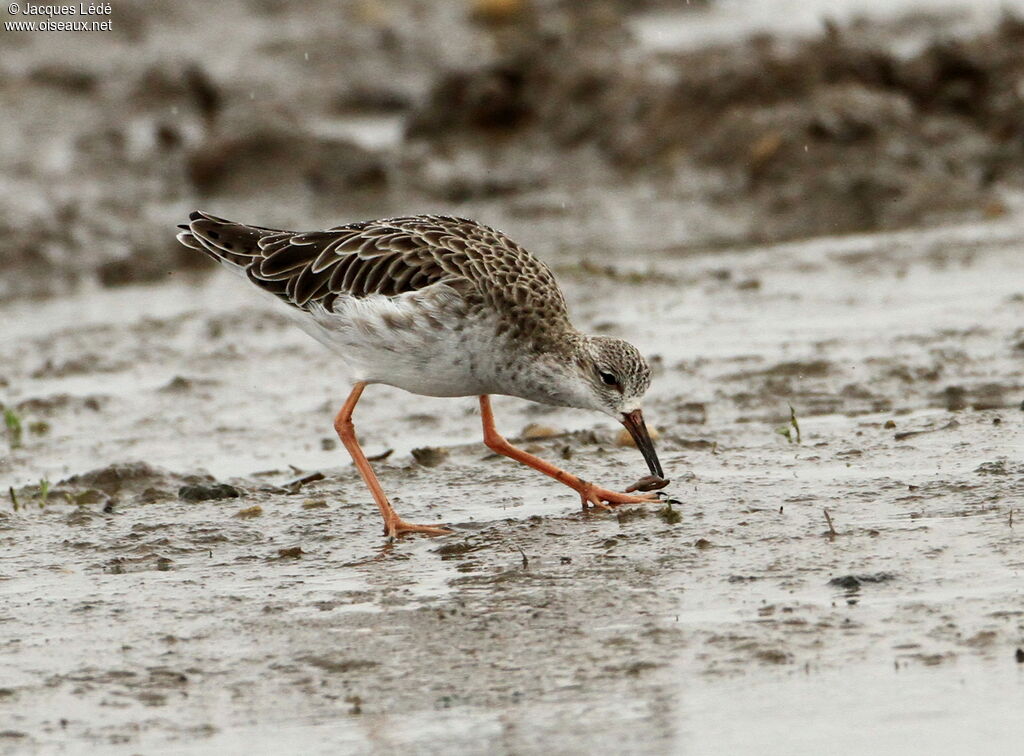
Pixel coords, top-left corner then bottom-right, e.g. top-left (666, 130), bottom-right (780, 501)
top-left (478, 395), bottom-right (659, 510)
top-left (334, 383), bottom-right (451, 538)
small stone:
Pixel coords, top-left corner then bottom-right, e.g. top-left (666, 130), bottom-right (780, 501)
top-left (234, 505), bottom-right (263, 518)
top-left (178, 483), bottom-right (241, 502)
top-left (159, 376), bottom-right (194, 393)
top-left (278, 546), bottom-right (303, 559)
top-left (829, 572), bottom-right (896, 589)
top-left (944, 386), bottom-right (967, 412)
top-left (883, 419), bottom-right (896, 429)
top-left (411, 447), bottom-right (449, 467)
top-left (831, 575), bottom-right (861, 590)
top-left (436, 541), bottom-right (473, 557)
top-left (616, 426), bottom-right (661, 447)
top-left (521, 423), bottom-right (560, 440)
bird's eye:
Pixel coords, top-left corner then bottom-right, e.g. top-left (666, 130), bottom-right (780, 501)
top-left (599, 371), bottom-right (618, 386)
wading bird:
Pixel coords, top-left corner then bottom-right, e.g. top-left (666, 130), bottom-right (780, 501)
top-left (178, 212), bottom-right (666, 537)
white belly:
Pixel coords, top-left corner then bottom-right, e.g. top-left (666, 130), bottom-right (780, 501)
top-left (293, 290), bottom-right (504, 397)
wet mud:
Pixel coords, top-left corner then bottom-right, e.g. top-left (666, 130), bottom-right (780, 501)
top-left (3, 1), bottom-right (1024, 753)
top-left (4, 213), bottom-right (1024, 753)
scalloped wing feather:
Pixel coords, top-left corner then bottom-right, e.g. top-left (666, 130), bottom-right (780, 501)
top-left (178, 212), bottom-right (572, 345)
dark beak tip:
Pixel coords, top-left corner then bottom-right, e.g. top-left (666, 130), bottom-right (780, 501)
top-left (620, 409), bottom-right (664, 479)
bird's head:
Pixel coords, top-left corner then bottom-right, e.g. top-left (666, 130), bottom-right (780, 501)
top-left (565, 335), bottom-right (664, 479)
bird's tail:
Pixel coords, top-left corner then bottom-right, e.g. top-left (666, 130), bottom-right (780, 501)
top-left (176, 211), bottom-right (287, 271)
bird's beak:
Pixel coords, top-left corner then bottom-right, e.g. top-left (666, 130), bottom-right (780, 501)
top-left (620, 409), bottom-right (664, 479)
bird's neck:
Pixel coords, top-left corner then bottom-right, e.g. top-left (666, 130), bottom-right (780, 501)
top-left (497, 330), bottom-right (589, 409)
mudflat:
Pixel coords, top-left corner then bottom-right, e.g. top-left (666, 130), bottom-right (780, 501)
top-left (3, 1), bottom-right (1024, 752)
top-left (3, 217), bottom-right (1023, 753)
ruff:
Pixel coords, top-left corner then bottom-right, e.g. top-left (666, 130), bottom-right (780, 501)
top-left (177, 212), bottom-right (666, 538)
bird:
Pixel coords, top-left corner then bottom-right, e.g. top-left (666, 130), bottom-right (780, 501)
top-left (176, 212), bottom-right (667, 538)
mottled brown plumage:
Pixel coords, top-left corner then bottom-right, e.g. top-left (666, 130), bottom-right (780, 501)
top-left (178, 212), bottom-right (572, 350)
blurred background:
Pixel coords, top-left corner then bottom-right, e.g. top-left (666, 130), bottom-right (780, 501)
top-left (4, 0), bottom-right (1024, 301)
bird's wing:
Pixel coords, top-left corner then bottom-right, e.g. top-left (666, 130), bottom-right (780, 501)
top-left (178, 212), bottom-right (465, 311)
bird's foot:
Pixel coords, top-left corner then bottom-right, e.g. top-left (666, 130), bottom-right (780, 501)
top-left (578, 483), bottom-right (660, 511)
top-left (384, 517), bottom-right (452, 538)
